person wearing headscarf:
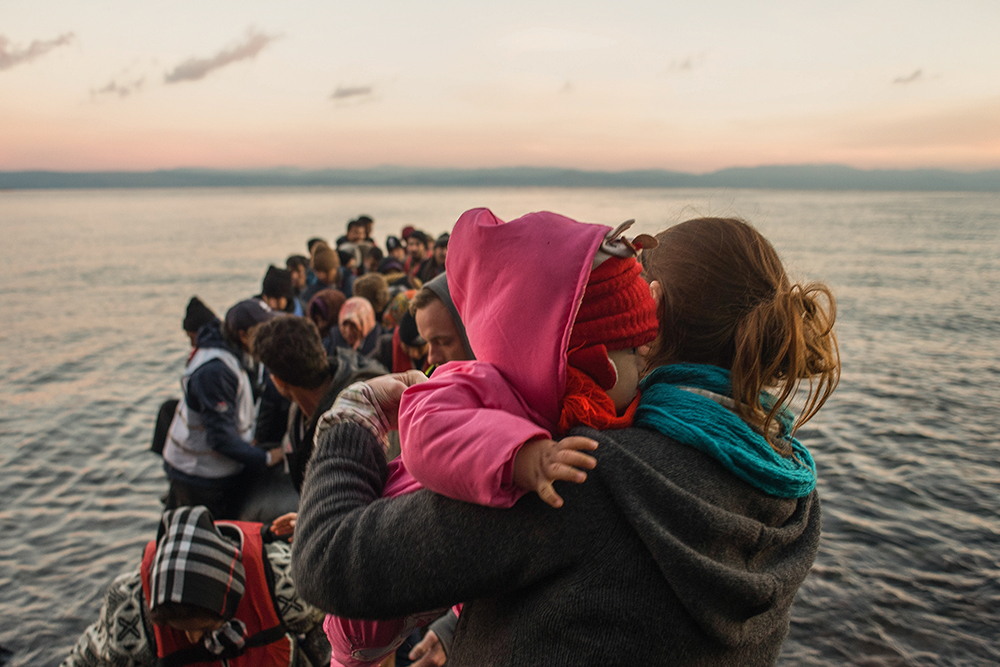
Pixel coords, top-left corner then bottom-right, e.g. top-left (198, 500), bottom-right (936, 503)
top-left (61, 506), bottom-right (327, 667)
top-left (307, 289), bottom-right (347, 340)
top-left (323, 297), bottom-right (383, 357)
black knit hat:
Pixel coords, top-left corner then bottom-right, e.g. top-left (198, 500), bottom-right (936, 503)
top-left (149, 506), bottom-right (245, 620)
top-left (183, 296), bottom-right (217, 334)
top-left (261, 265), bottom-right (293, 299)
top-left (398, 310), bottom-right (425, 347)
top-left (385, 236), bottom-right (403, 252)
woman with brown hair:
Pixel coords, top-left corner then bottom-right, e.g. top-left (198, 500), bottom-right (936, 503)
top-left (291, 216), bottom-right (840, 666)
top-left (634, 217), bottom-right (839, 496)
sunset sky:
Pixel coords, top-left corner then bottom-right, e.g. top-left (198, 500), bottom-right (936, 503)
top-left (2, 0), bottom-right (998, 172)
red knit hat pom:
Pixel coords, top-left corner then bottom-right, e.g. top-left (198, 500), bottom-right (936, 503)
top-left (569, 257), bottom-right (658, 351)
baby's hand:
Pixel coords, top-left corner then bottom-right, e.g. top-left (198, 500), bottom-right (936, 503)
top-left (513, 436), bottom-right (598, 508)
top-left (270, 512), bottom-right (297, 540)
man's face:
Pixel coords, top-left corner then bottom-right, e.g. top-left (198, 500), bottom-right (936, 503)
top-left (415, 299), bottom-right (469, 366)
top-left (262, 295), bottom-right (287, 312)
top-left (314, 269), bottom-right (334, 286)
top-left (433, 245), bottom-right (447, 265)
top-left (289, 266), bottom-right (307, 290)
top-left (407, 237), bottom-right (428, 262)
top-left (389, 246), bottom-right (406, 262)
top-left (166, 616), bottom-right (226, 645)
top-left (347, 226), bottom-right (365, 243)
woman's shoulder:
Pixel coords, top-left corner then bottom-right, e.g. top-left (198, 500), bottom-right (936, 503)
top-left (581, 425), bottom-right (817, 525)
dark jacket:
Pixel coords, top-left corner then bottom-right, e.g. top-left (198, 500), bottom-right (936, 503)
top-left (322, 323), bottom-right (384, 359)
top-left (292, 422), bottom-right (820, 666)
top-left (285, 349), bottom-right (387, 493)
top-left (254, 373), bottom-right (291, 447)
top-left (165, 321), bottom-right (267, 488)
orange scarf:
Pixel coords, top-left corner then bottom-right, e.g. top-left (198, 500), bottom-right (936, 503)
top-left (557, 365), bottom-right (639, 436)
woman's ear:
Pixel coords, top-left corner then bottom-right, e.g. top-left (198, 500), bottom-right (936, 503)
top-left (649, 280), bottom-right (663, 307)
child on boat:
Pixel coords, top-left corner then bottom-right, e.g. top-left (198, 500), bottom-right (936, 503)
top-left (315, 208), bottom-right (659, 667)
top-left (400, 208), bottom-right (660, 508)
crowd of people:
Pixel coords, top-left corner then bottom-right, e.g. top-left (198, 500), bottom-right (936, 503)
top-left (64, 209), bottom-right (840, 667)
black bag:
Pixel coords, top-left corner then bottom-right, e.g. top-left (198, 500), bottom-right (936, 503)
top-left (151, 398), bottom-right (180, 456)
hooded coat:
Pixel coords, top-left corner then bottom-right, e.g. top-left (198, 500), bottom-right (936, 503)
top-left (399, 209), bottom-right (609, 507)
top-left (293, 419), bottom-right (820, 666)
top-left (163, 320), bottom-right (267, 486)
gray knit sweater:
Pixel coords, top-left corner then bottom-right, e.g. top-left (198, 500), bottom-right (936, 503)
top-left (292, 422), bottom-right (821, 666)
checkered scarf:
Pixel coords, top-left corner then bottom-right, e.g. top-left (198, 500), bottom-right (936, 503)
top-left (149, 506), bottom-right (246, 620)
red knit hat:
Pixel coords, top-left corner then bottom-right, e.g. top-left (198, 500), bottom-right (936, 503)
top-left (569, 256), bottom-right (658, 352)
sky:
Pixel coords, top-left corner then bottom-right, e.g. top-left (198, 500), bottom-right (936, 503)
top-left (1, 0), bottom-right (998, 172)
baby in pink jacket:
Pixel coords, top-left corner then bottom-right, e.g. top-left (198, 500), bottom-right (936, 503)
top-left (319, 208), bottom-right (658, 667)
top-left (401, 208), bottom-right (660, 508)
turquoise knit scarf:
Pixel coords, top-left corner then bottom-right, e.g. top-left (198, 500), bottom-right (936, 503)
top-left (634, 363), bottom-right (816, 498)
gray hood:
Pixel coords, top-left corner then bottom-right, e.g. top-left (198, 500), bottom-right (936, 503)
top-left (422, 273), bottom-right (475, 360)
top-left (583, 424), bottom-right (821, 647)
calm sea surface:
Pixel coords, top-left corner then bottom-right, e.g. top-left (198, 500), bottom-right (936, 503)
top-left (1, 187), bottom-right (998, 665)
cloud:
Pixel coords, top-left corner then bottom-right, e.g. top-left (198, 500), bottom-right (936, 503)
top-left (164, 28), bottom-right (277, 84)
top-left (893, 69), bottom-right (923, 85)
top-left (331, 85), bottom-right (373, 100)
top-left (0, 32), bottom-right (74, 71)
top-left (92, 75), bottom-right (145, 98)
top-left (500, 28), bottom-right (615, 52)
top-left (663, 53), bottom-right (706, 75)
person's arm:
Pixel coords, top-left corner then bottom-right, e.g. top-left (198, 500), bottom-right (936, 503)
top-left (399, 364), bottom-right (552, 508)
top-left (61, 568), bottom-right (156, 667)
top-left (186, 361), bottom-right (270, 468)
top-left (292, 415), bottom-right (592, 620)
top-left (254, 373), bottom-right (291, 447)
top-left (407, 609), bottom-right (457, 666)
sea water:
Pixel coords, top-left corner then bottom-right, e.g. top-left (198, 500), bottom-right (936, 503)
top-left (1, 187), bottom-right (998, 665)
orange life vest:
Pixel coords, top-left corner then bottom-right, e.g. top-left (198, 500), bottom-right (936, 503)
top-left (140, 521), bottom-right (293, 667)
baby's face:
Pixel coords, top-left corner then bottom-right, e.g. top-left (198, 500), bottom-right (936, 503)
top-left (606, 348), bottom-right (643, 415)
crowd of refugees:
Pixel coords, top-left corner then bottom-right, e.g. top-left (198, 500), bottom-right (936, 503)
top-left (63, 209), bottom-right (841, 667)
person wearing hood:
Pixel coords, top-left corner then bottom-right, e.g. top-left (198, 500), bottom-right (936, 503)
top-left (410, 273), bottom-right (474, 369)
top-left (162, 299), bottom-right (286, 520)
top-left (306, 288), bottom-right (348, 341)
top-left (182, 296), bottom-right (217, 349)
top-left (323, 297), bottom-right (384, 359)
top-left (291, 211), bottom-right (840, 665)
top-left (61, 506), bottom-right (328, 667)
top-left (259, 265), bottom-right (302, 317)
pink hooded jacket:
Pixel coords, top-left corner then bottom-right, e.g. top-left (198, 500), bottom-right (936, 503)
top-left (399, 208), bottom-right (610, 507)
top-left (325, 209), bottom-right (610, 667)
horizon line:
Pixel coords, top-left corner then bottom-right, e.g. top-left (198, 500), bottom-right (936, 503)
top-left (2, 163), bottom-right (999, 192)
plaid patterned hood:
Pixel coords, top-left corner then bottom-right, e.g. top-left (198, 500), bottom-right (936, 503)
top-left (149, 506), bottom-right (246, 619)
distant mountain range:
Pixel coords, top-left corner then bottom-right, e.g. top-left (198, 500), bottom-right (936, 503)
top-left (2, 165), bottom-right (999, 191)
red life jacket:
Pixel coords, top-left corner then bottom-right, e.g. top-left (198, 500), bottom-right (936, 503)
top-left (140, 521), bottom-right (293, 667)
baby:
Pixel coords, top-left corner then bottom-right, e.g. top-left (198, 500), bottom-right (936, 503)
top-left (318, 208), bottom-right (658, 666)
top-left (401, 209), bottom-right (660, 509)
